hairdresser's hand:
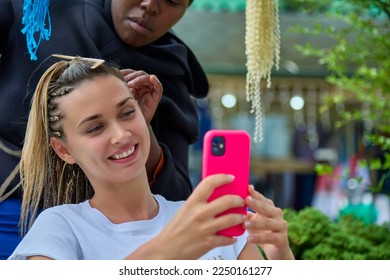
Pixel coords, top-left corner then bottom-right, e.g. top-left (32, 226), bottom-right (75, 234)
top-left (128, 174), bottom-right (246, 259)
top-left (244, 185), bottom-right (295, 260)
top-left (120, 69), bottom-right (162, 123)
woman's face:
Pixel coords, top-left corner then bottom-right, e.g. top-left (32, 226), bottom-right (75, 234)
top-left (111, 0), bottom-right (190, 47)
top-left (51, 75), bottom-right (150, 185)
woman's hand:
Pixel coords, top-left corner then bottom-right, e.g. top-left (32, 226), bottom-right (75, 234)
top-left (120, 69), bottom-right (162, 123)
top-left (127, 174), bottom-right (246, 259)
top-left (244, 185), bottom-right (295, 260)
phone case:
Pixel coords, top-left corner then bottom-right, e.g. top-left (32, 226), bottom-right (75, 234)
top-left (202, 129), bottom-right (251, 237)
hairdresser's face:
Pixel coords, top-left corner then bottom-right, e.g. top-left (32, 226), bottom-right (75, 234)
top-left (111, 0), bottom-right (190, 47)
top-left (55, 75), bottom-right (150, 185)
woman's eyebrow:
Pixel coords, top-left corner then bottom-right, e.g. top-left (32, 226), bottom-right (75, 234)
top-left (117, 96), bottom-right (134, 109)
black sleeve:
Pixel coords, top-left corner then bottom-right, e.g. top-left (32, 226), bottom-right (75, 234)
top-left (0, 0), bottom-right (14, 53)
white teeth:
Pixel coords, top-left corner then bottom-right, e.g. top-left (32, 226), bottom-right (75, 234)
top-left (111, 146), bottom-right (135, 160)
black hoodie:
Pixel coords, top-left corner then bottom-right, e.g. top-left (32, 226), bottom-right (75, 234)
top-left (0, 0), bottom-right (209, 201)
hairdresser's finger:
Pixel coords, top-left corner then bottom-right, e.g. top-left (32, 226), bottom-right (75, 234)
top-left (125, 70), bottom-right (151, 85)
top-left (150, 75), bottom-right (163, 94)
top-left (120, 68), bottom-right (135, 77)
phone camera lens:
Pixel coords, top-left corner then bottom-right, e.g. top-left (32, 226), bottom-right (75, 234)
top-left (211, 136), bottom-right (225, 156)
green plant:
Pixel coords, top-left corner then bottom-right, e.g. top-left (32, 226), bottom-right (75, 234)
top-left (284, 207), bottom-right (390, 259)
top-left (292, 0), bottom-right (390, 193)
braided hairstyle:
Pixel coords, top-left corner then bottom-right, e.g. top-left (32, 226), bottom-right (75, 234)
top-left (20, 57), bottom-right (124, 234)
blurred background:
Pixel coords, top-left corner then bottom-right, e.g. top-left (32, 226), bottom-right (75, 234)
top-left (173, 0), bottom-right (390, 225)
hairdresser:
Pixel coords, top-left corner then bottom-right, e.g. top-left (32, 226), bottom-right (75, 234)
top-left (0, 0), bottom-right (207, 259)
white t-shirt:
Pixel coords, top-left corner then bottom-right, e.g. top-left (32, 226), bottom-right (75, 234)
top-left (8, 195), bottom-right (247, 260)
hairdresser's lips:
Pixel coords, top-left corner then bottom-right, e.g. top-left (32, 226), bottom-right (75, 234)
top-left (108, 145), bottom-right (138, 164)
top-left (127, 17), bottom-right (152, 35)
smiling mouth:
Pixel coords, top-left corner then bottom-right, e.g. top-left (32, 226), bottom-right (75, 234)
top-left (110, 146), bottom-right (135, 160)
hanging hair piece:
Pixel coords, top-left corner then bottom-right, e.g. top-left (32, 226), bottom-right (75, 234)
top-left (245, 0), bottom-right (281, 142)
top-left (21, 0), bottom-right (52, 61)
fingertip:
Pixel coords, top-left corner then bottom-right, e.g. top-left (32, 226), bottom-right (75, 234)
top-left (227, 174), bottom-right (235, 181)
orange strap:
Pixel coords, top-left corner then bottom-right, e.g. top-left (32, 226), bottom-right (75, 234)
top-left (149, 147), bottom-right (165, 187)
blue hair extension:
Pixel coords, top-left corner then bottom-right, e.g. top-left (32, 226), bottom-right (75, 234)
top-left (21, 0), bottom-right (52, 61)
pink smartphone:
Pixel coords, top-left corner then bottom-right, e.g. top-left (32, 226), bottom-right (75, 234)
top-left (202, 129), bottom-right (250, 237)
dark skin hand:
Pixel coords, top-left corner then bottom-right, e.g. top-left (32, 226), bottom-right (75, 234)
top-left (120, 69), bottom-right (162, 182)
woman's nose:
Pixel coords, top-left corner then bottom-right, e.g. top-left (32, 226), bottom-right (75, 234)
top-left (111, 123), bottom-right (131, 144)
top-left (140, 0), bottom-right (160, 16)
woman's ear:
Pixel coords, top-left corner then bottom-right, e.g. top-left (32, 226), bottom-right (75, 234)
top-left (50, 137), bottom-right (76, 164)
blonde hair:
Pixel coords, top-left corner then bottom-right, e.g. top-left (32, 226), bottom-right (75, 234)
top-left (20, 57), bottom-right (124, 234)
top-left (245, 0), bottom-right (281, 142)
